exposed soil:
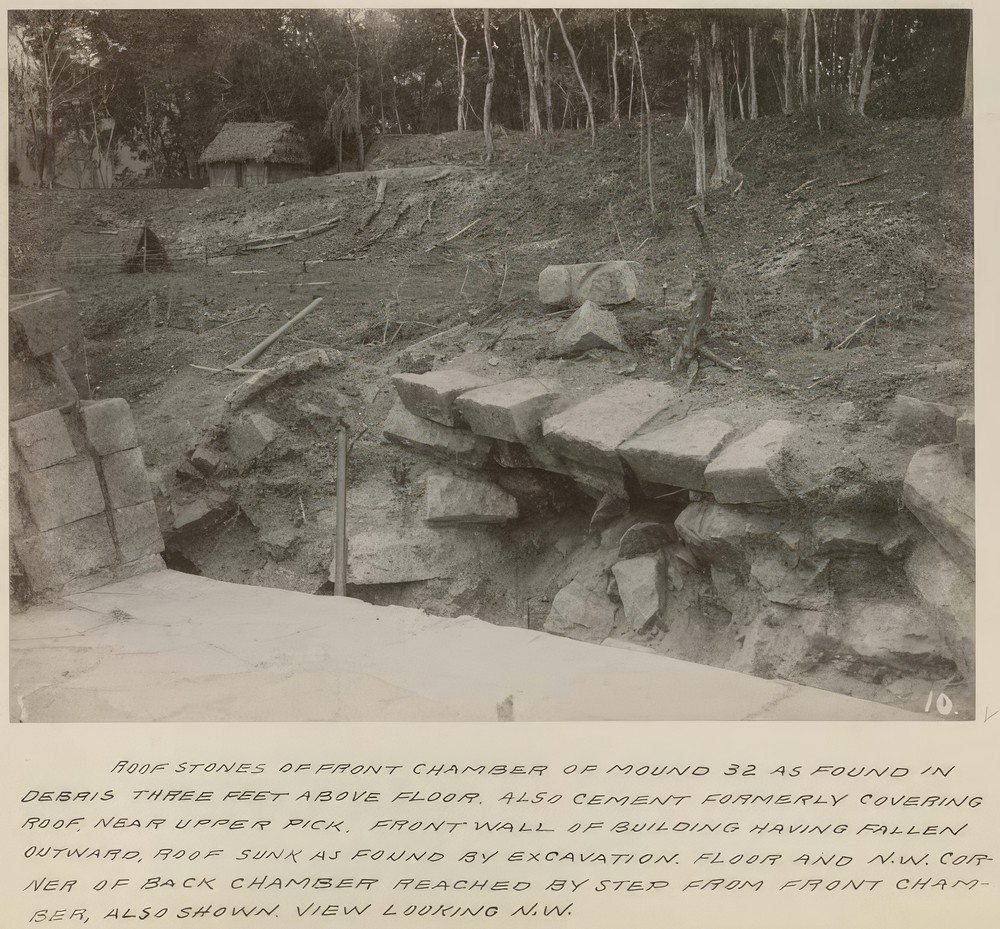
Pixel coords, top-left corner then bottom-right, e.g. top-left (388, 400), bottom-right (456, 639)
top-left (9, 116), bottom-right (974, 715)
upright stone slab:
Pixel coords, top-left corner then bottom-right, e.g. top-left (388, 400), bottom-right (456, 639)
top-left (551, 301), bottom-right (627, 356)
top-left (112, 500), bottom-right (165, 562)
top-left (10, 409), bottom-right (77, 471)
top-left (20, 459), bottom-right (106, 531)
top-left (703, 420), bottom-right (802, 504)
top-left (538, 261), bottom-right (638, 307)
top-left (80, 398), bottom-right (139, 455)
top-left (383, 401), bottom-right (491, 466)
top-left (612, 553), bottom-right (667, 632)
top-left (9, 291), bottom-right (85, 357)
top-left (902, 444), bottom-right (974, 577)
top-left (541, 380), bottom-right (680, 475)
top-left (101, 447), bottom-right (154, 509)
top-left (455, 377), bottom-right (559, 444)
top-left (543, 578), bottom-right (617, 643)
top-left (424, 473), bottom-right (518, 524)
top-left (13, 514), bottom-right (118, 591)
top-left (392, 369), bottom-right (494, 427)
top-left (619, 417), bottom-right (733, 491)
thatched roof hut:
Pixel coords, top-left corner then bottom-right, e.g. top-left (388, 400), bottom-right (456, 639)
top-left (200, 122), bottom-right (310, 187)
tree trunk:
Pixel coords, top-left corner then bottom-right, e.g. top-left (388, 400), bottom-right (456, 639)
top-left (709, 21), bottom-right (732, 189)
top-left (543, 24), bottom-right (554, 131)
top-left (857, 9), bottom-right (884, 117)
top-left (811, 9), bottom-right (821, 100)
top-left (782, 10), bottom-right (793, 114)
top-left (553, 8), bottom-right (596, 145)
top-left (847, 9), bottom-right (866, 113)
top-left (731, 39), bottom-right (745, 120)
top-left (483, 9), bottom-right (495, 163)
top-left (688, 38), bottom-right (707, 205)
top-left (962, 17), bottom-right (973, 120)
top-left (748, 26), bottom-right (758, 119)
top-left (451, 10), bottom-right (467, 131)
top-left (611, 12), bottom-right (620, 126)
top-left (519, 12), bottom-right (542, 134)
top-left (353, 71), bottom-right (365, 169)
top-left (798, 8), bottom-right (808, 105)
top-left (627, 12), bottom-right (654, 214)
top-left (44, 97), bottom-right (56, 188)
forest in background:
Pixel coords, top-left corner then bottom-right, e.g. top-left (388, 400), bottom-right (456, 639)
top-left (9, 7), bottom-right (973, 188)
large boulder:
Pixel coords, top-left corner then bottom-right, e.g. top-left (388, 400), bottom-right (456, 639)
top-left (551, 301), bottom-right (627, 356)
top-left (538, 260), bottom-right (637, 307)
top-left (902, 444), bottom-right (974, 577)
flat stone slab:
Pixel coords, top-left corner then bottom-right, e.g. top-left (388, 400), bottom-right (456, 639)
top-left (13, 513), bottom-right (118, 591)
top-left (382, 400), bottom-right (491, 466)
top-left (542, 380), bottom-right (680, 473)
top-left (424, 472), bottom-right (518, 524)
top-left (80, 398), bottom-right (139, 456)
top-left (619, 416), bottom-right (733, 491)
top-left (538, 261), bottom-right (637, 307)
top-left (392, 369), bottom-right (494, 427)
top-left (551, 300), bottom-right (627, 356)
top-left (455, 377), bottom-right (559, 444)
top-left (703, 420), bottom-right (802, 504)
top-left (10, 569), bottom-right (930, 721)
top-left (20, 458), bottom-right (106, 531)
top-left (902, 444), bottom-right (975, 577)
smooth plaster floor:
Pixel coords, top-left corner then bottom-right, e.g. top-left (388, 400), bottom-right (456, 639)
top-left (10, 568), bottom-right (927, 722)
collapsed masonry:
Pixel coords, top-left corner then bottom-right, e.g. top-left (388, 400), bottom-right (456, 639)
top-left (9, 291), bottom-right (165, 603)
top-left (360, 261), bottom-right (975, 698)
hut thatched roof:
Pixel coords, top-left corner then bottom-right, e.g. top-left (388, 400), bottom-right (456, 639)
top-left (199, 122), bottom-right (310, 166)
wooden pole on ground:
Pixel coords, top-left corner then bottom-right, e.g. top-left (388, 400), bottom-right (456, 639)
top-left (333, 422), bottom-right (349, 597)
top-left (226, 297), bottom-right (323, 370)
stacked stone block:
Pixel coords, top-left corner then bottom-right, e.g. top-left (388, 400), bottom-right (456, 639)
top-left (10, 397), bottom-right (164, 598)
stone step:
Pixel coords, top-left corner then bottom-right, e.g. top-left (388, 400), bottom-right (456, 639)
top-left (454, 377), bottom-right (559, 444)
top-left (619, 416), bottom-right (733, 491)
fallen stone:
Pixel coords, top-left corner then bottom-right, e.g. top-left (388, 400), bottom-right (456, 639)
top-left (225, 348), bottom-right (338, 410)
top-left (813, 514), bottom-right (888, 556)
top-left (228, 413), bottom-right (281, 470)
top-left (617, 521), bottom-right (677, 559)
top-left (13, 513), bottom-right (118, 591)
top-left (79, 398), bottom-right (140, 455)
top-left (382, 401), bottom-right (491, 466)
top-left (888, 395), bottom-right (957, 445)
top-left (491, 440), bottom-right (536, 469)
top-left (675, 501), bottom-right (789, 566)
top-left (612, 554), bottom-right (667, 632)
top-left (189, 445), bottom-right (223, 475)
top-left (543, 577), bottom-right (617, 643)
top-left (170, 491), bottom-right (233, 533)
top-left (112, 500), bottom-right (165, 562)
top-left (902, 444), bottom-right (974, 577)
top-left (260, 526), bottom-right (301, 561)
top-left (703, 420), bottom-right (802, 504)
top-left (101, 447), bottom-right (154, 509)
top-left (749, 555), bottom-right (831, 610)
top-left (9, 291), bottom-right (85, 357)
top-left (345, 526), bottom-right (498, 585)
top-left (20, 459), bottom-right (106, 531)
top-left (10, 409), bottom-right (77, 471)
top-left (392, 369), bottom-right (494, 427)
top-left (542, 380), bottom-right (680, 474)
top-left (905, 538), bottom-right (975, 680)
top-left (957, 408), bottom-right (974, 475)
top-left (538, 261), bottom-right (638, 307)
top-left (424, 472), bottom-right (518, 524)
top-left (455, 377), bottom-right (560, 443)
top-left (619, 416), bottom-right (733, 491)
top-left (551, 301), bottom-right (627, 356)
top-left (396, 348), bottom-right (437, 374)
top-left (842, 600), bottom-right (951, 674)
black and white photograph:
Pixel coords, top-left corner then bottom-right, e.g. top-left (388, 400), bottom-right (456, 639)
top-left (7, 5), bottom-right (975, 724)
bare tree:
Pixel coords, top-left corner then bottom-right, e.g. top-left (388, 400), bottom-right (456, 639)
top-left (709, 20), bottom-right (732, 189)
top-left (451, 9), bottom-right (467, 131)
top-left (542, 23), bottom-right (554, 131)
top-left (748, 26), bottom-right (759, 119)
top-left (781, 10), bottom-right (793, 114)
top-left (626, 11), bottom-right (653, 213)
top-left (553, 8), bottom-right (595, 145)
top-left (483, 9), bottom-right (495, 163)
top-left (847, 9), bottom-right (869, 113)
top-left (688, 38), bottom-right (707, 207)
top-left (610, 11), bottom-right (621, 126)
top-left (798, 8), bottom-right (809, 104)
top-left (811, 9), bottom-right (821, 100)
top-left (518, 11), bottom-right (542, 135)
top-left (857, 9), bottom-right (884, 116)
